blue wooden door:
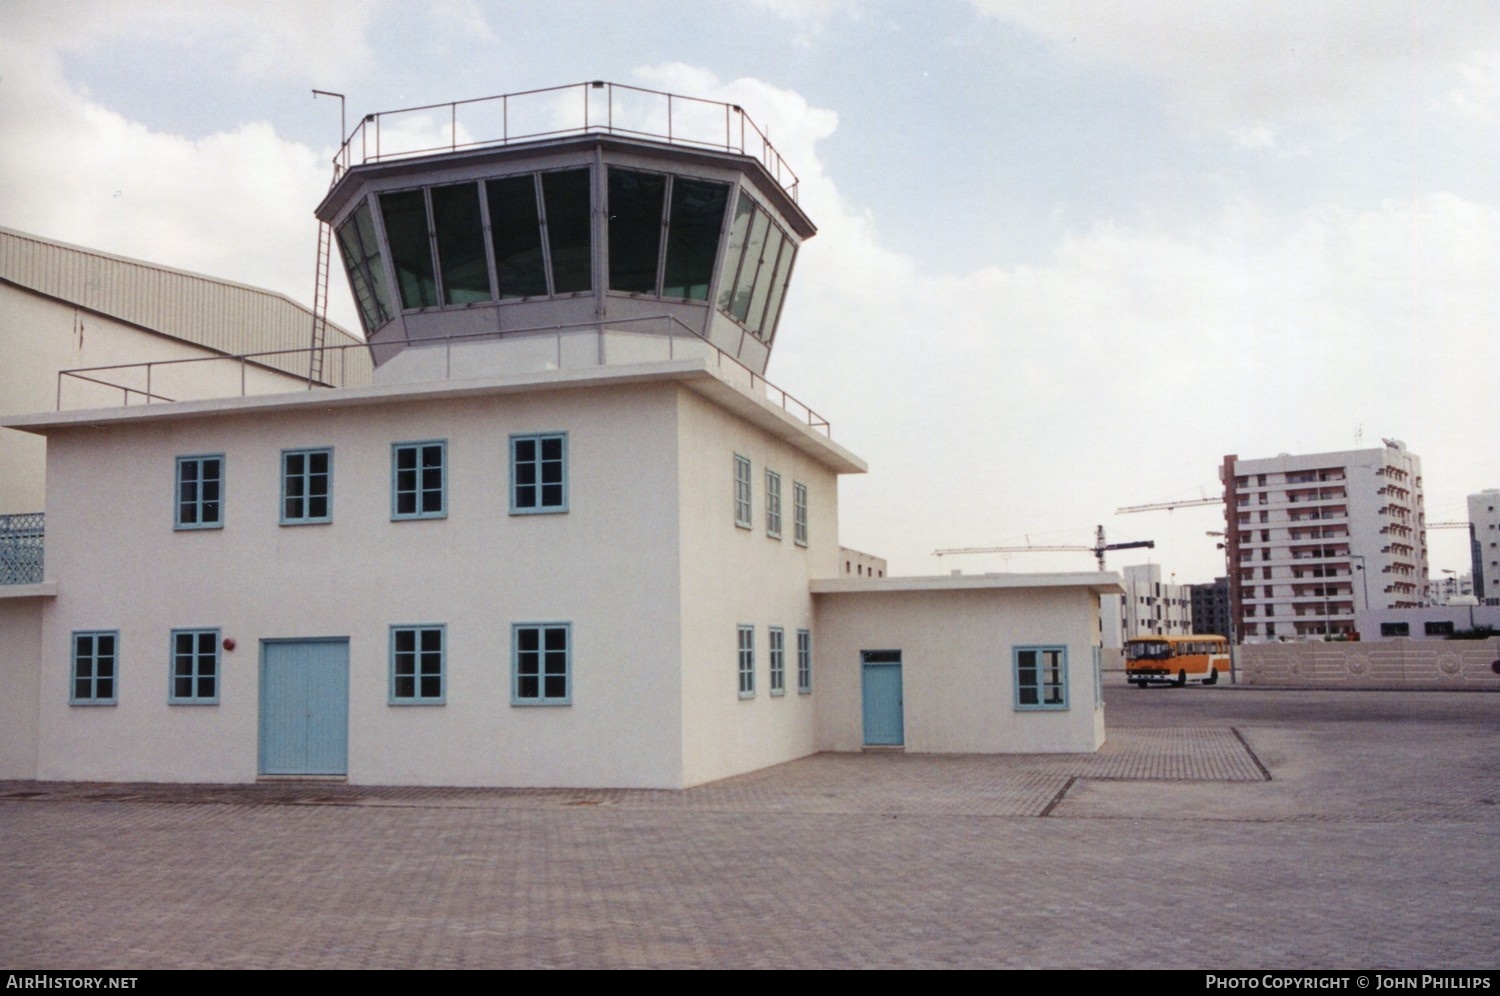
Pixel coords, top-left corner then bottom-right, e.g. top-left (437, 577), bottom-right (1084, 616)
top-left (861, 651), bottom-right (904, 746)
top-left (259, 640), bottom-right (349, 775)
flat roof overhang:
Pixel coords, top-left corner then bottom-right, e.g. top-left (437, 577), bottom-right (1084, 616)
top-left (3, 359), bottom-right (865, 476)
top-left (317, 133), bottom-right (815, 240)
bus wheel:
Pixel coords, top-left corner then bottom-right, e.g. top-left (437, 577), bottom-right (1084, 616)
top-left (1175, 670), bottom-right (1187, 688)
top-left (1204, 668), bottom-right (1218, 686)
top-left (1134, 680), bottom-right (1148, 689)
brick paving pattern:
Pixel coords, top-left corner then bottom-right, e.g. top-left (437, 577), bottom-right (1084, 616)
top-left (1, 686), bottom-right (1495, 969)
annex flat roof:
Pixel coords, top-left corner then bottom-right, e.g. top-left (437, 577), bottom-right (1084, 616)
top-left (811, 573), bottom-right (1124, 596)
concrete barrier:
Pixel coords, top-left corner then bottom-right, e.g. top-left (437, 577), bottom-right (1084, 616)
top-left (1236, 637), bottom-right (1500, 688)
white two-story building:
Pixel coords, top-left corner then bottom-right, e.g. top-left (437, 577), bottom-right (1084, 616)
top-left (0, 83), bottom-right (1116, 788)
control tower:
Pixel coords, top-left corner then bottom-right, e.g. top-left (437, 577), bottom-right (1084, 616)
top-left (316, 82), bottom-right (814, 380)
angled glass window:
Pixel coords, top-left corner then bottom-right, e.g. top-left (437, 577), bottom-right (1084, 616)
top-left (1014, 646), bottom-right (1068, 711)
top-left (737, 624), bottom-right (755, 698)
top-left (380, 189), bottom-right (438, 309)
top-left (716, 191), bottom-right (796, 343)
top-left (662, 178), bottom-right (730, 300)
top-left (510, 433), bottom-right (567, 514)
top-left (487, 174), bottom-right (549, 298)
top-left (430, 182), bottom-right (492, 304)
top-left (335, 199), bottom-right (394, 332)
top-left (744, 225), bottom-right (786, 335)
top-left (769, 627), bottom-right (785, 696)
top-left (542, 169), bottom-right (592, 294)
top-left (282, 448), bottom-right (332, 525)
top-left (793, 481), bottom-right (808, 546)
top-left (734, 454), bottom-right (752, 529)
top-left (392, 441), bottom-right (446, 520)
top-left (71, 630), bottom-right (117, 705)
top-left (390, 625), bottom-right (445, 704)
top-left (608, 169), bottom-right (667, 294)
top-left (169, 628), bottom-right (219, 704)
top-left (765, 469), bottom-right (782, 539)
top-left (513, 623), bottom-right (570, 705)
top-left (757, 230), bottom-right (797, 345)
top-left (728, 207), bottom-right (770, 325)
top-left (175, 455), bottom-right (223, 530)
top-left (717, 192), bottom-right (756, 314)
top-left (797, 629), bottom-right (812, 694)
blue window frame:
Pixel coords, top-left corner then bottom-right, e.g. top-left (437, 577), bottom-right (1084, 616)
top-left (175, 455), bottom-right (224, 530)
top-left (71, 630), bottom-right (118, 705)
top-left (512, 623), bottom-right (571, 705)
top-left (169, 628), bottom-right (219, 704)
top-left (734, 454), bottom-right (752, 529)
top-left (793, 481), bottom-right (808, 546)
top-left (392, 441), bottom-right (446, 520)
top-left (510, 433), bottom-right (567, 514)
top-left (390, 625), bottom-right (445, 704)
top-left (281, 448), bottom-right (332, 524)
top-left (737, 624), bottom-right (755, 697)
top-left (797, 629), bottom-right (812, 694)
top-left (769, 626), bottom-right (785, 695)
top-left (765, 470), bottom-right (782, 539)
top-left (1014, 645), bottom-right (1068, 711)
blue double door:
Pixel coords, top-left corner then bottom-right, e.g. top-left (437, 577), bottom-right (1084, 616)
top-left (861, 650), bottom-right (904, 746)
top-left (259, 639), bottom-right (349, 776)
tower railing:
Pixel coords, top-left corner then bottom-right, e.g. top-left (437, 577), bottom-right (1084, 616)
top-left (0, 513), bottom-right (44, 586)
top-left (330, 81), bottom-right (800, 201)
top-left (52, 316), bottom-right (831, 437)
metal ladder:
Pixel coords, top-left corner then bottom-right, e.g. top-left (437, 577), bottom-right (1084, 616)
top-left (308, 220), bottom-right (333, 387)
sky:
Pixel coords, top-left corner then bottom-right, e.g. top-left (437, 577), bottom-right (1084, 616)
top-left (1, 0), bottom-right (1496, 583)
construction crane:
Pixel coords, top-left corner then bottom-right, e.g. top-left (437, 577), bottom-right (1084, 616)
top-left (1115, 496), bottom-right (1223, 514)
top-left (934, 525), bottom-right (1154, 572)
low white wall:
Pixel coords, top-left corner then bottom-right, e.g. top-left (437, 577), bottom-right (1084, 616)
top-left (1237, 638), bottom-right (1500, 688)
top-left (0, 598), bottom-right (44, 778)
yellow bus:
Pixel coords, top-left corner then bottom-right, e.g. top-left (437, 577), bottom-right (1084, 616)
top-left (1123, 634), bottom-right (1230, 688)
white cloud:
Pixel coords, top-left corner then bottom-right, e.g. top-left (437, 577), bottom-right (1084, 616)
top-left (1229, 122), bottom-right (1277, 151)
top-left (970, 1), bottom-right (1500, 130)
top-left (625, 65), bottom-right (1497, 579)
top-left (1433, 50), bottom-right (1500, 126)
top-left (0, 26), bottom-right (352, 328)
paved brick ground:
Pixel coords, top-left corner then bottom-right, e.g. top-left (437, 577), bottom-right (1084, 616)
top-left (1, 685), bottom-right (1495, 969)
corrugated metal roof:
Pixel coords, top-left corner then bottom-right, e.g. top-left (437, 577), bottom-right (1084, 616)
top-left (0, 226), bottom-right (370, 384)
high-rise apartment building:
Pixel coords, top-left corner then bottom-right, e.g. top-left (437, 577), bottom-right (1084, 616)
top-left (1220, 441), bottom-right (1427, 642)
top-left (1470, 489), bottom-right (1500, 604)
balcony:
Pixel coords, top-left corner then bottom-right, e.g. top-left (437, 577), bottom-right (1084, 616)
top-left (0, 513), bottom-right (43, 586)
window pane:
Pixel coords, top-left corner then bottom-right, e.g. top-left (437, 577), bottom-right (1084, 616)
top-left (486, 175), bottom-right (548, 298)
top-left (756, 238), bottom-right (797, 343)
top-left (380, 190), bottom-right (438, 309)
top-left (543, 169), bottom-right (592, 294)
top-left (608, 169), bottom-right (667, 294)
top-left (430, 183), bottom-right (492, 304)
top-left (663, 178), bottom-right (729, 300)
top-left (744, 226), bottom-right (785, 335)
top-left (336, 200), bottom-right (395, 330)
top-left (716, 192), bottom-right (755, 312)
top-left (728, 208), bottom-right (770, 323)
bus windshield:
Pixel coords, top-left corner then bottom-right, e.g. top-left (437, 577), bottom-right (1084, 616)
top-left (1124, 641), bottom-right (1172, 661)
